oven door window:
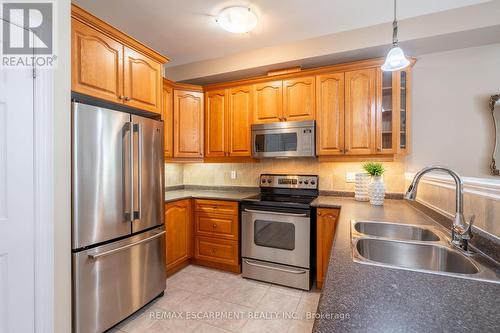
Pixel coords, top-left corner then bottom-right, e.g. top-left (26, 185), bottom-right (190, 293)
top-left (254, 133), bottom-right (298, 152)
top-left (254, 220), bottom-right (295, 250)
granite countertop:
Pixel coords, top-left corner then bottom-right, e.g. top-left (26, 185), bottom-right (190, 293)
top-left (311, 197), bottom-right (500, 332)
top-left (165, 189), bottom-right (258, 203)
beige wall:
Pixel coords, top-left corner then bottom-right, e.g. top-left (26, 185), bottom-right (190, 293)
top-left (409, 43), bottom-right (500, 177)
top-left (408, 44), bottom-right (500, 238)
top-left (168, 159), bottom-right (407, 193)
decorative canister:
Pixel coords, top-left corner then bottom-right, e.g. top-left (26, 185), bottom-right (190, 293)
top-left (369, 176), bottom-right (386, 206)
top-left (354, 173), bottom-right (370, 202)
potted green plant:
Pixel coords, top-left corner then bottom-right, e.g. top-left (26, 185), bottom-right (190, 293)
top-left (363, 162), bottom-right (386, 206)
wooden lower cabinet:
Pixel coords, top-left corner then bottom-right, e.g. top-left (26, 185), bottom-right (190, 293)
top-left (165, 199), bottom-right (193, 275)
top-left (194, 236), bottom-right (239, 267)
top-left (195, 212), bottom-right (238, 241)
top-left (194, 199), bottom-right (238, 216)
top-left (193, 199), bottom-right (240, 272)
top-left (316, 208), bottom-right (340, 289)
top-left (165, 199), bottom-right (240, 274)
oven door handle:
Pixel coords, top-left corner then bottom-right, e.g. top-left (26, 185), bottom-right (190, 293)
top-left (243, 209), bottom-right (307, 217)
top-left (244, 259), bottom-right (307, 274)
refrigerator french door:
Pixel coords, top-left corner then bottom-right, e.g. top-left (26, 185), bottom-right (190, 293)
top-left (72, 102), bottom-right (165, 333)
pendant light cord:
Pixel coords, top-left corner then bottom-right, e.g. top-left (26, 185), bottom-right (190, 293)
top-left (392, 0), bottom-right (398, 46)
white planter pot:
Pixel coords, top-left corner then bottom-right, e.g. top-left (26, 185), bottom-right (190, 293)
top-left (354, 173), bottom-right (370, 202)
top-left (369, 176), bottom-right (386, 206)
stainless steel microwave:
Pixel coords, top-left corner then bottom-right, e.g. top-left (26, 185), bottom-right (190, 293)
top-left (251, 120), bottom-right (315, 158)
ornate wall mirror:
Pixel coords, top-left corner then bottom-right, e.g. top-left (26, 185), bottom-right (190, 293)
top-left (490, 94), bottom-right (500, 175)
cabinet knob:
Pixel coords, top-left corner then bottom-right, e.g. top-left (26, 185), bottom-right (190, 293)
top-left (212, 224), bottom-right (217, 229)
top-left (283, 117), bottom-right (287, 121)
top-left (119, 95), bottom-right (125, 100)
top-left (211, 248), bottom-right (217, 254)
top-left (124, 96), bottom-right (131, 101)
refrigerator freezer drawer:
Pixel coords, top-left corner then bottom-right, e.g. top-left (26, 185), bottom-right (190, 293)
top-left (72, 228), bottom-right (166, 333)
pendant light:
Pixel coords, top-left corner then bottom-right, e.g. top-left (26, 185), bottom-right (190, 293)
top-left (381, 0), bottom-right (410, 71)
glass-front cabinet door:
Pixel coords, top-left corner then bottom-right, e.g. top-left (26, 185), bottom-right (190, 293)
top-left (376, 67), bottom-right (411, 154)
top-left (377, 70), bottom-right (396, 153)
top-left (398, 69), bottom-right (410, 153)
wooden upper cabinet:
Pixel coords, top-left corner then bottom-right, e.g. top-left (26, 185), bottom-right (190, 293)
top-left (228, 86), bottom-right (253, 156)
top-left (205, 90), bottom-right (227, 157)
top-left (174, 90), bottom-right (204, 158)
top-left (345, 68), bottom-right (376, 155)
top-left (123, 47), bottom-right (162, 113)
top-left (71, 5), bottom-right (167, 114)
top-left (72, 18), bottom-right (123, 103)
top-left (162, 81), bottom-right (174, 158)
top-left (165, 200), bottom-right (192, 272)
top-left (283, 76), bottom-right (315, 122)
top-left (253, 81), bottom-right (283, 124)
top-left (316, 73), bottom-right (345, 155)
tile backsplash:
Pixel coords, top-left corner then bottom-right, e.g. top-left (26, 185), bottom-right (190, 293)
top-left (166, 158), bottom-right (407, 193)
top-left (165, 163), bottom-right (184, 186)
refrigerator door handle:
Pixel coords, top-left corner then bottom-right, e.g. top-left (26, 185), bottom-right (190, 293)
top-left (88, 230), bottom-right (165, 259)
top-left (133, 123), bottom-right (142, 220)
top-left (124, 121), bottom-right (134, 222)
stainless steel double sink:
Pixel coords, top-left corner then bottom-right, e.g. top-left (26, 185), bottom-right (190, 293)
top-left (351, 221), bottom-right (499, 283)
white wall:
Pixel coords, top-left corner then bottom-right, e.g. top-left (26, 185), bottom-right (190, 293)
top-left (409, 43), bottom-right (500, 178)
top-left (53, 1), bottom-right (71, 332)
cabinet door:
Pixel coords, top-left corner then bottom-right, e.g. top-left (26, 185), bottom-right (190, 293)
top-left (253, 81), bottom-right (283, 124)
top-left (376, 69), bottom-right (397, 154)
top-left (205, 90), bottom-right (227, 157)
top-left (397, 68), bottom-right (411, 154)
top-left (72, 18), bottom-right (123, 103)
top-left (228, 85), bottom-right (253, 156)
top-left (283, 76), bottom-right (315, 121)
top-left (345, 69), bottom-right (376, 155)
top-left (174, 90), bottom-right (204, 158)
top-left (316, 208), bottom-right (339, 289)
top-left (316, 73), bottom-right (345, 155)
top-left (165, 200), bottom-right (192, 271)
top-left (123, 47), bottom-right (162, 113)
top-left (162, 82), bottom-right (174, 158)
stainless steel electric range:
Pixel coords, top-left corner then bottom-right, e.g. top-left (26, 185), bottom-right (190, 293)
top-left (241, 174), bottom-right (319, 290)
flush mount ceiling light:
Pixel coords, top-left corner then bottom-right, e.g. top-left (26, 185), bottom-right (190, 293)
top-left (216, 6), bottom-right (258, 34)
top-left (382, 0), bottom-right (410, 72)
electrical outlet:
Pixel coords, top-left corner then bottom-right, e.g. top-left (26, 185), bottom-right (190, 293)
top-left (230, 170), bottom-right (237, 180)
top-left (346, 172), bottom-right (356, 183)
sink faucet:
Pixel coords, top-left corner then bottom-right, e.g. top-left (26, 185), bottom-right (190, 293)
top-left (405, 166), bottom-right (475, 251)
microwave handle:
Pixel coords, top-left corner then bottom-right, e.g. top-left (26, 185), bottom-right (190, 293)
top-left (243, 209), bottom-right (307, 217)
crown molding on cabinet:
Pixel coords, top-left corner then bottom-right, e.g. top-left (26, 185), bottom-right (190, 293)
top-left (201, 57), bottom-right (416, 92)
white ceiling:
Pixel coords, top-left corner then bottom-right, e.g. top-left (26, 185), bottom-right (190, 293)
top-left (74, 0), bottom-right (489, 67)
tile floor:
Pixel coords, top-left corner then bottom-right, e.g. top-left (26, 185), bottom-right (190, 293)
top-left (111, 265), bottom-right (321, 333)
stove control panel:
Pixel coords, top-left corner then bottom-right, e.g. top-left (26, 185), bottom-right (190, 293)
top-left (260, 174), bottom-right (318, 189)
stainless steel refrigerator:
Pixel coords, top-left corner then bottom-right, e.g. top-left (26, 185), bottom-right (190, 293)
top-left (71, 102), bottom-right (166, 333)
